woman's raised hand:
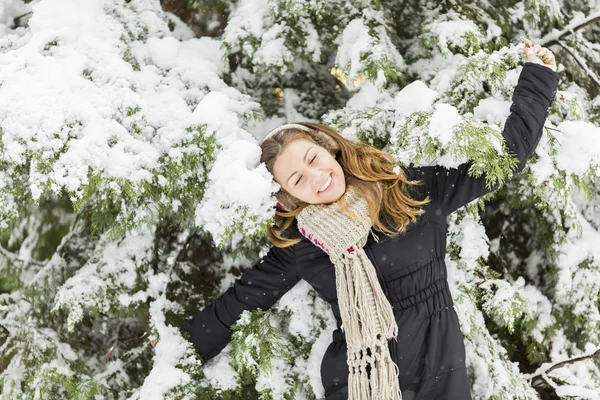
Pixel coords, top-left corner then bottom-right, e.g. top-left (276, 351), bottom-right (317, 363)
top-left (522, 40), bottom-right (557, 72)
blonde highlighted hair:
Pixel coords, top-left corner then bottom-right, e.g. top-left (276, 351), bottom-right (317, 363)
top-left (259, 122), bottom-right (431, 248)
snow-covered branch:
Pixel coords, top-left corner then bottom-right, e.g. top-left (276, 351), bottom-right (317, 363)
top-left (0, 246), bottom-right (44, 268)
top-left (539, 11), bottom-right (600, 88)
top-left (555, 40), bottom-right (600, 88)
top-left (541, 11), bottom-right (600, 47)
top-left (526, 347), bottom-right (600, 391)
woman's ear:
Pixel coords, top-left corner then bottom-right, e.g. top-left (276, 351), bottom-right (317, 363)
top-left (276, 190), bottom-right (300, 211)
top-left (310, 128), bottom-right (341, 155)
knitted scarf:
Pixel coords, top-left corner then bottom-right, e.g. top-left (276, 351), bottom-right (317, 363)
top-left (296, 185), bottom-right (402, 400)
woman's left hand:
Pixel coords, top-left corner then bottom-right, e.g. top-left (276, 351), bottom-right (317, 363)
top-left (522, 40), bottom-right (557, 72)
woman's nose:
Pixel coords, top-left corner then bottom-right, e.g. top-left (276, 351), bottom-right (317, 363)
top-left (313, 171), bottom-right (327, 187)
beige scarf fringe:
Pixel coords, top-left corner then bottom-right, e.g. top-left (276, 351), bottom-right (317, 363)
top-left (296, 185), bottom-right (402, 400)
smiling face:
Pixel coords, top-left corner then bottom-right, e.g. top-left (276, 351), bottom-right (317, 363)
top-left (272, 138), bottom-right (346, 205)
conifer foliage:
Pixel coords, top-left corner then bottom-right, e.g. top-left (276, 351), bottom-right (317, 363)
top-left (0, 0), bottom-right (599, 399)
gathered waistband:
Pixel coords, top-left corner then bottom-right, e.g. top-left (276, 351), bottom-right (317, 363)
top-left (331, 282), bottom-right (454, 342)
top-left (390, 278), bottom-right (453, 312)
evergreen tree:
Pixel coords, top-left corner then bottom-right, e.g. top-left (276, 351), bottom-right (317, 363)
top-left (0, 0), bottom-right (599, 399)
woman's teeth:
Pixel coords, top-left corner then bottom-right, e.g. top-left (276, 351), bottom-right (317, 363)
top-left (319, 175), bottom-right (332, 192)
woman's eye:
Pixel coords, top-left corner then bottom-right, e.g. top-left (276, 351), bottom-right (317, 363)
top-left (296, 155), bottom-right (317, 186)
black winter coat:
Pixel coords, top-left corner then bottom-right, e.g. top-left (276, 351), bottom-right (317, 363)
top-left (180, 62), bottom-right (560, 399)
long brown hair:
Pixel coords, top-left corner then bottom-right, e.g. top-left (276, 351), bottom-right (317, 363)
top-left (260, 122), bottom-right (431, 248)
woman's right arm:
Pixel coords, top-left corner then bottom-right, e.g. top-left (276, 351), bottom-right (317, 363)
top-left (180, 236), bottom-right (300, 362)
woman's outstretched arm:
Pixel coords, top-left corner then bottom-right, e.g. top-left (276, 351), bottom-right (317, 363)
top-left (409, 59), bottom-right (560, 217)
top-left (179, 234), bottom-right (300, 362)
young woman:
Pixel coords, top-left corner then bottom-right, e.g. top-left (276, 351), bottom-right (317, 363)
top-left (180, 42), bottom-right (559, 399)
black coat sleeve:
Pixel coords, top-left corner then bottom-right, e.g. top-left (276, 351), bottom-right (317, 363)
top-left (407, 62), bottom-right (560, 217)
top-left (179, 228), bottom-right (301, 362)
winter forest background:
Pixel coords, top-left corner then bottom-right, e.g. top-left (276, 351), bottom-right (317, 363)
top-left (0, 0), bottom-right (600, 399)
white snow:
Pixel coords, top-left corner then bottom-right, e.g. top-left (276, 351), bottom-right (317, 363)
top-left (393, 80), bottom-right (439, 115)
top-left (1, 0), bottom-right (600, 399)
